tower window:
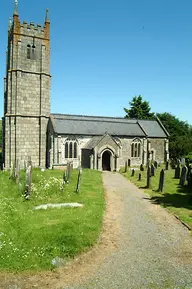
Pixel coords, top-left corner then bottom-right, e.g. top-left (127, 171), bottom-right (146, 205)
top-left (27, 45), bottom-right (31, 59)
top-left (31, 45), bottom-right (36, 60)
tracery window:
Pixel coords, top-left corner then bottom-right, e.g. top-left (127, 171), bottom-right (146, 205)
top-left (65, 139), bottom-right (78, 159)
top-left (131, 138), bottom-right (141, 157)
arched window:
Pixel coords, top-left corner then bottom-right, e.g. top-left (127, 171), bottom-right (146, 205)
top-left (74, 142), bottom-right (77, 158)
top-left (69, 142), bottom-right (73, 158)
top-left (31, 45), bottom-right (36, 60)
top-left (65, 142), bottom-right (68, 158)
top-left (27, 45), bottom-right (31, 59)
top-left (131, 138), bottom-right (141, 158)
top-left (64, 139), bottom-right (78, 159)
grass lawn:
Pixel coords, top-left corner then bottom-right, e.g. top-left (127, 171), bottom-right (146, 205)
top-left (120, 166), bottom-right (192, 230)
top-left (0, 168), bottom-right (105, 272)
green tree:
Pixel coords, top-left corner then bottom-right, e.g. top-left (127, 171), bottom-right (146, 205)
top-left (157, 112), bottom-right (192, 159)
top-left (124, 95), bottom-right (155, 119)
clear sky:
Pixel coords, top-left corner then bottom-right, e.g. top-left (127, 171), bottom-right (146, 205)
top-left (1, 0), bottom-right (192, 124)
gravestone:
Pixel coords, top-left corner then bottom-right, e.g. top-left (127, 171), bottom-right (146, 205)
top-left (158, 169), bottom-right (165, 192)
top-left (154, 161), bottom-right (158, 169)
top-left (179, 166), bottom-right (188, 186)
top-left (15, 159), bottom-right (20, 184)
top-left (24, 162), bottom-right (32, 200)
top-left (146, 166), bottom-right (151, 188)
top-left (181, 158), bottom-right (185, 166)
top-left (174, 164), bottom-right (181, 179)
top-left (76, 167), bottom-right (82, 193)
top-left (131, 169), bottom-right (135, 177)
top-left (124, 161), bottom-right (128, 173)
top-left (138, 173), bottom-right (142, 181)
top-left (151, 164), bottom-right (155, 177)
top-left (165, 161), bottom-right (169, 170)
top-left (140, 164), bottom-right (144, 171)
top-left (128, 159), bottom-right (131, 167)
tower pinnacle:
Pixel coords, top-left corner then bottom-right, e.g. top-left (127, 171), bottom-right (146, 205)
top-left (45, 9), bottom-right (50, 23)
top-left (14, 0), bottom-right (18, 16)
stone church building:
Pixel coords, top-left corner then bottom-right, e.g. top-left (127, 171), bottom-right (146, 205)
top-left (2, 2), bottom-right (169, 171)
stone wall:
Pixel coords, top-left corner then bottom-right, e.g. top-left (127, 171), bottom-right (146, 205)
top-left (149, 138), bottom-right (165, 163)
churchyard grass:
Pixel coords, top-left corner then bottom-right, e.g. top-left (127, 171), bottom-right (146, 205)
top-left (121, 167), bottom-right (192, 229)
top-left (0, 169), bottom-right (105, 272)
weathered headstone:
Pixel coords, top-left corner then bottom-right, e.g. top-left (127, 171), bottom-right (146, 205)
top-left (124, 161), bottom-right (128, 173)
top-left (24, 162), bottom-right (32, 200)
top-left (179, 165), bottom-right (188, 186)
top-left (140, 164), bottom-right (144, 171)
top-left (138, 173), bottom-right (142, 181)
top-left (174, 164), bottom-right (181, 179)
top-left (158, 169), bottom-right (165, 192)
top-left (151, 164), bottom-right (156, 176)
top-left (76, 167), bottom-right (82, 193)
top-left (181, 158), bottom-right (185, 166)
top-left (165, 161), bottom-right (169, 170)
top-left (131, 169), bottom-right (135, 177)
top-left (128, 159), bottom-right (131, 167)
top-left (146, 166), bottom-right (151, 188)
top-left (15, 159), bottom-right (20, 183)
top-left (154, 161), bottom-right (158, 169)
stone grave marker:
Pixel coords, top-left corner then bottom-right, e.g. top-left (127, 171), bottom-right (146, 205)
top-left (124, 161), bottom-right (128, 172)
top-left (158, 169), bottom-right (165, 192)
top-left (140, 164), bottom-right (144, 171)
top-left (154, 161), bottom-right (158, 169)
top-left (24, 162), bottom-right (32, 200)
top-left (15, 159), bottom-right (20, 183)
top-left (179, 165), bottom-right (188, 186)
top-left (165, 161), bottom-right (169, 170)
top-left (146, 166), bottom-right (151, 188)
top-left (138, 173), bottom-right (142, 181)
top-left (174, 164), bottom-right (181, 179)
top-left (76, 167), bottom-right (82, 193)
top-left (131, 169), bottom-right (135, 177)
top-left (181, 158), bottom-right (185, 166)
top-left (151, 164), bottom-right (155, 177)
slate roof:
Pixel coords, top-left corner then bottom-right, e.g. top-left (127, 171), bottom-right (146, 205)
top-left (50, 114), bottom-right (169, 138)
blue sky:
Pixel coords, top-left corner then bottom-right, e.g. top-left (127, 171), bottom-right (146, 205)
top-left (1, 0), bottom-right (192, 124)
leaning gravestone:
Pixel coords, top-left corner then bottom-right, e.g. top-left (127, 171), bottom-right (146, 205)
top-left (146, 166), bottom-right (151, 188)
top-left (158, 169), bottom-right (165, 192)
top-left (179, 165), bottom-right (188, 186)
top-left (131, 169), bottom-right (135, 177)
top-left (174, 164), bottom-right (181, 179)
top-left (124, 161), bottom-right (128, 173)
top-left (140, 164), bottom-right (144, 171)
top-left (151, 164), bottom-right (155, 177)
top-left (76, 167), bottom-right (82, 193)
top-left (154, 161), bottom-right (158, 169)
top-left (138, 173), bottom-right (142, 181)
top-left (165, 161), bottom-right (169, 170)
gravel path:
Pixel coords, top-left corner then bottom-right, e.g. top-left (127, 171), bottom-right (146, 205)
top-left (66, 172), bottom-right (192, 289)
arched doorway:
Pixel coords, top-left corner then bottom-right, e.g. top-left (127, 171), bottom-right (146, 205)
top-left (102, 150), bottom-right (111, 171)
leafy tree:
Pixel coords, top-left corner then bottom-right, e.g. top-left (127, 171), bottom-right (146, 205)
top-left (157, 112), bottom-right (192, 159)
top-left (124, 95), bottom-right (155, 119)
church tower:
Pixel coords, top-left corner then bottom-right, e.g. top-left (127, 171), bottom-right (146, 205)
top-left (3, 1), bottom-right (51, 168)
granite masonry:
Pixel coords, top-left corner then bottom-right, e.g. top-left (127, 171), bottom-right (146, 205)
top-left (2, 2), bottom-right (169, 171)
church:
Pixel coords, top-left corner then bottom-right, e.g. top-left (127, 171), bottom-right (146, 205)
top-left (2, 2), bottom-right (169, 171)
